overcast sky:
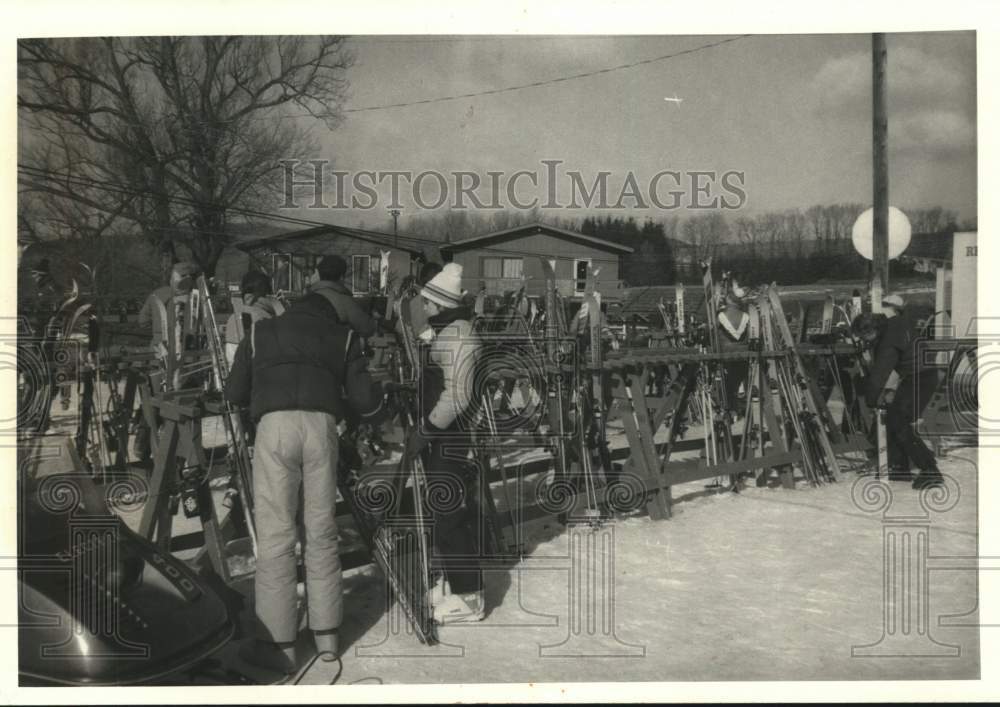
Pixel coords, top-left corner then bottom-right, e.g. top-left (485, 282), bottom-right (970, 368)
top-left (289, 32), bottom-right (976, 230)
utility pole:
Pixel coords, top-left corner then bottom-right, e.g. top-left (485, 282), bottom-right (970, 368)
top-left (389, 208), bottom-right (400, 248)
top-left (871, 32), bottom-right (889, 314)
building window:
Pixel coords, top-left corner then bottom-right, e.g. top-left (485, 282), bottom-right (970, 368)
top-left (503, 258), bottom-right (523, 279)
top-left (351, 253), bottom-right (382, 294)
top-left (481, 257), bottom-right (524, 295)
top-left (270, 252), bottom-right (292, 292)
top-left (352, 254), bottom-right (371, 294)
top-left (483, 257), bottom-right (501, 280)
top-left (482, 257), bottom-right (523, 279)
top-left (291, 254), bottom-right (316, 292)
top-left (574, 258), bottom-right (592, 293)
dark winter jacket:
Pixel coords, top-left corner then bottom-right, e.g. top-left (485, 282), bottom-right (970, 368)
top-left (865, 312), bottom-right (919, 407)
top-left (310, 279), bottom-right (377, 338)
top-left (224, 292), bottom-right (383, 423)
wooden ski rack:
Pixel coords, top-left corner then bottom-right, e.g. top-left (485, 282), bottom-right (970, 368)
top-left (65, 258), bottom-right (879, 648)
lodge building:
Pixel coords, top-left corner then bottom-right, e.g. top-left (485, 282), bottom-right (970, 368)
top-left (227, 220), bottom-right (633, 302)
top-left (440, 222), bottom-right (632, 300)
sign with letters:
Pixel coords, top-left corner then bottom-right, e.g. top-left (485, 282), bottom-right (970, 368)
top-left (952, 231), bottom-right (977, 337)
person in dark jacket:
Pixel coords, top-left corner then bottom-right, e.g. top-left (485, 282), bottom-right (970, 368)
top-left (853, 311), bottom-right (909, 475)
top-left (309, 254), bottom-right (377, 338)
top-left (225, 292), bottom-right (384, 673)
top-left (863, 294), bottom-right (943, 489)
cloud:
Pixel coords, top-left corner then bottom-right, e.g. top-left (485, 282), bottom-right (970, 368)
top-left (810, 43), bottom-right (975, 160)
top-left (893, 109), bottom-right (976, 157)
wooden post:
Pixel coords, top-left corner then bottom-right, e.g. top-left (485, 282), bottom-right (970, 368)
top-left (935, 265), bottom-right (950, 337)
top-left (390, 208), bottom-right (400, 248)
top-left (872, 33), bottom-right (889, 314)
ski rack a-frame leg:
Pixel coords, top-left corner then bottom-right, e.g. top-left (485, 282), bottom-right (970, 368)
top-left (136, 388), bottom-right (251, 585)
top-left (612, 367), bottom-right (669, 520)
top-left (654, 361), bottom-right (700, 516)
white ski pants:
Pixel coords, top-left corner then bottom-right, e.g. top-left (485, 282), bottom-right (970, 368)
top-left (252, 410), bottom-right (341, 643)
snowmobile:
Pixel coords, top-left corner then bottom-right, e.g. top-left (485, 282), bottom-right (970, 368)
top-left (18, 465), bottom-right (234, 686)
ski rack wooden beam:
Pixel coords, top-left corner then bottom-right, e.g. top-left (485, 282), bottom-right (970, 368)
top-left (462, 334), bottom-right (874, 527)
top-left (481, 347), bottom-right (845, 378)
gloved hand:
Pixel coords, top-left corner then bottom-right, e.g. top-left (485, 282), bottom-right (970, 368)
top-left (403, 421), bottom-right (432, 459)
top-left (876, 389), bottom-right (895, 410)
top-left (867, 388), bottom-right (890, 410)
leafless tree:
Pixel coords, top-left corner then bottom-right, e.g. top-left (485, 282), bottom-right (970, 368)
top-left (783, 209), bottom-right (808, 259)
top-left (733, 215), bottom-right (758, 259)
top-left (906, 206), bottom-right (960, 234)
top-left (681, 212), bottom-right (730, 262)
top-left (19, 36), bottom-right (353, 276)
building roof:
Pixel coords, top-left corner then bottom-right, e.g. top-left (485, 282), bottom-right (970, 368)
top-left (235, 223), bottom-right (425, 257)
top-left (440, 222), bottom-right (635, 254)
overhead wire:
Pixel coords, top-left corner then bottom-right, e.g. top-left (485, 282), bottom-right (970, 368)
top-left (19, 35), bottom-right (752, 128)
top-left (341, 35), bottom-right (751, 114)
top-left (19, 34), bottom-right (751, 268)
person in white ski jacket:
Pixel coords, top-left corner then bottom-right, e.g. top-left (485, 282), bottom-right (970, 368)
top-left (403, 263), bottom-right (485, 624)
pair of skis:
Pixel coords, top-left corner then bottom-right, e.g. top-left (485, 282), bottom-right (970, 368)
top-left (762, 285), bottom-right (843, 483)
top-left (197, 276), bottom-right (258, 560)
top-left (699, 260), bottom-right (737, 488)
top-left (569, 263), bottom-right (610, 522)
top-left (338, 285), bottom-right (438, 644)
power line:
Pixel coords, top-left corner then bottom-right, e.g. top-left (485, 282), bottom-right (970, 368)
top-left (19, 35), bottom-right (751, 130)
top-left (346, 36), bottom-right (669, 45)
top-left (342, 35), bottom-right (751, 114)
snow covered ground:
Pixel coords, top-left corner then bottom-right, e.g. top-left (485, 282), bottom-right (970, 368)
top-left (33, 388), bottom-right (979, 685)
top-left (312, 447), bottom-right (979, 684)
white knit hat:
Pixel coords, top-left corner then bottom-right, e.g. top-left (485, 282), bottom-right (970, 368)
top-left (421, 262), bottom-right (464, 309)
top-left (882, 293), bottom-right (905, 310)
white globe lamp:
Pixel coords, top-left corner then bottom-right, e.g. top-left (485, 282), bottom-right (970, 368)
top-left (851, 206), bottom-right (912, 260)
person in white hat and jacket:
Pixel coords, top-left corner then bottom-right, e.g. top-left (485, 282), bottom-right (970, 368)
top-left (404, 262), bottom-right (487, 624)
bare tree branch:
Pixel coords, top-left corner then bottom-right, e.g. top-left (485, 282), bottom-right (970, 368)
top-left (19, 36), bottom-right (352, 275)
